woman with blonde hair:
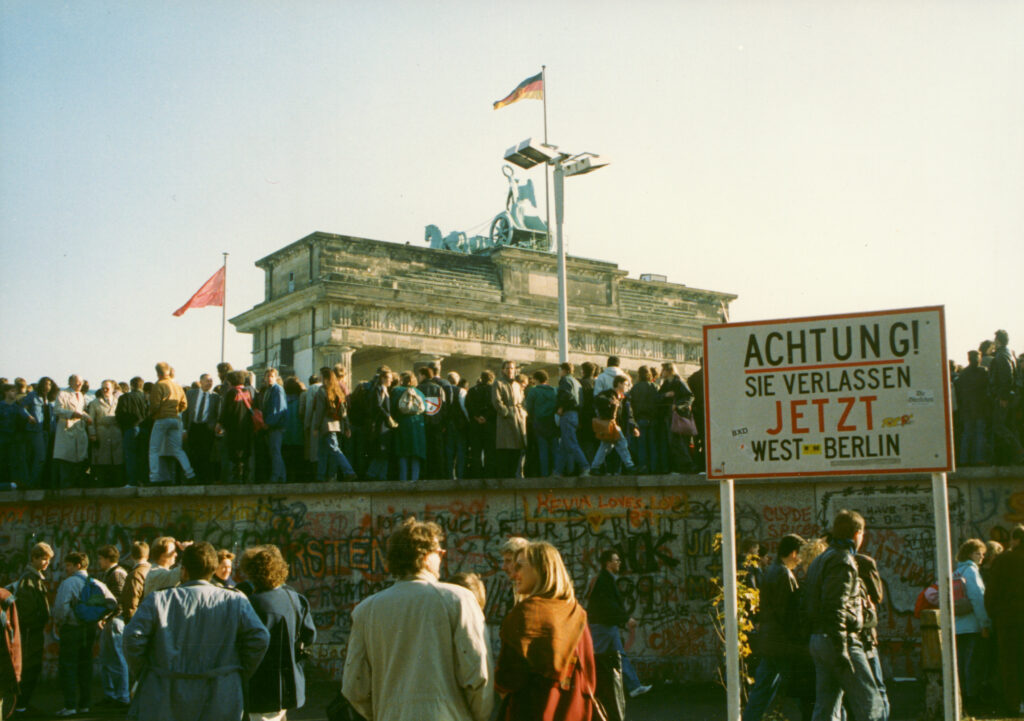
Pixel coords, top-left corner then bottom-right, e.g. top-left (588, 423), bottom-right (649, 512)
top-left (495, 542), bottom-right (598, 721)
top-left (954, 538), bottom-right (990, 712)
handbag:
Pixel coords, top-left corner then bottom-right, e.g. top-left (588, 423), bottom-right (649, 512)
top-left (284, 586), bottom-right (310, 662)
top-left (671, 405), bottom-right (697, 436)
top-left (592, 418), bottom-right (622, 443)
top-left (326, 690), bottom-right (367, 721)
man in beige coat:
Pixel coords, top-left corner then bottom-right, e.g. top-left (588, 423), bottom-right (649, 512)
top-left (343, 518), bottom-right (492, 721)
top-left (491, 360), bottom-right (527, 479)
top-left (53, 374), bottom-right (92, 487)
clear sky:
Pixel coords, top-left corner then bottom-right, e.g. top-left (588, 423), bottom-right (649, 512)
top-left (2, 1), bottom-right (1022, 386)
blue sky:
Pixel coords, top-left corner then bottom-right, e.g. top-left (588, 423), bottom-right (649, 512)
top-left (2, 1), bottom-right (1022, 385)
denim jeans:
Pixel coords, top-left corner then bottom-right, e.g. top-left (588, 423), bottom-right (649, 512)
top-left (956, 632), bottom-right (981, 699)
top-left (99, 617), bottom-right (130, 703)
top-left (866, 646), bottom-right (890, 721)
top-left (148, 417), bottom-right (194, 483)
top-left (318, 432), bottom-right (355, 480)
top-left (398, 456), bottom-right (421, 481)
top-left (555, 411), bottom-right (590, 475)
top-left (26, 431), bottom-right (48, 488)
top-left (59, 623), bottom-right (96, 709)
top-left (743, 655), bottom-right (794, 721)
top-left (589, 624), bottom-right (642, 693)
top-left (591, 436), bottom-right (634, 471)
top-left (533, 423), bottom-right (557, 477)
top-left (267, 428), bottom-right (286, 482)
top-left (444, 424), bottom-right (466, 480)
top-left (809, 634), bottom-right (885, 721)
top-left (958, 417), bottom-right (987, 465)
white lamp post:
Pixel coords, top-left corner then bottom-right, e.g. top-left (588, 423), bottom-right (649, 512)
top-left (504, 139), bottom-right (608, 362)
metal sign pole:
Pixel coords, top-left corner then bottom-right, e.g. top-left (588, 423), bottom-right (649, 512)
top-left (720, 477), bottom-right (741, 721)
top-left (931, 471), bottom-right (961, 721)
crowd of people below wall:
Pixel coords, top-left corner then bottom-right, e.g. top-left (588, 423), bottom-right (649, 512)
top-left (2, 518), bottom-right (1021, 720)
top-left (1, 326), bottom-right (1021, 489)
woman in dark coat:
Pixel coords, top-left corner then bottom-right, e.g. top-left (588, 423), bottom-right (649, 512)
top-left (243, 545), bottom-right (316, 720)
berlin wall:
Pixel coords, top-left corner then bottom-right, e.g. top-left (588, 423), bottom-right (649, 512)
top-left (1, 468), bottom-right (1021, 683)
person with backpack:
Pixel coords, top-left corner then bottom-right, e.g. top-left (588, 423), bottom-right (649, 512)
top-left (954, 538), bottom-right (991, 713)
top-left (53, 551), bottom-right (116, 717)
top-left (390, 371), bottom-right (427, 481)
top-left (416, 366), bottom-right (447, 479)
top-left (217, 370), bottom-right (258, 484)
top-left (310, 367), bottom-right (357, 482)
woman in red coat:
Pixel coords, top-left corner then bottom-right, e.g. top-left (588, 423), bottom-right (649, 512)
top-left (495, 541), bottom-right (599, 721)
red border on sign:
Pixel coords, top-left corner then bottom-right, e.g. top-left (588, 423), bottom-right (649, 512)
top-left (703, 305), bottom-right (954, 480)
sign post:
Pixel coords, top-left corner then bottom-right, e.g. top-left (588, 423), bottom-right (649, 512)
top-left (703, 306), bottom-right (955, 721)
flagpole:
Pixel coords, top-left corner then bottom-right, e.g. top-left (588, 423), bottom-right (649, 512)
top-left (542, 65), bottom-right (551, 248)
top-left (221, 252), bottom-right (228, 363)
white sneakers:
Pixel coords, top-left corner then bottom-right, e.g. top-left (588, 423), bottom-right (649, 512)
top-left (629, 684), bottom-right (653, 698)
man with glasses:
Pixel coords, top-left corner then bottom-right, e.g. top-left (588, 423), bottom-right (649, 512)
top-left (343, 517), bottom-right (493, 721)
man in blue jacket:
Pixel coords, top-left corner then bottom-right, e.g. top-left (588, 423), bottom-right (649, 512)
top-left (261, 368), bottom-right (289, 483)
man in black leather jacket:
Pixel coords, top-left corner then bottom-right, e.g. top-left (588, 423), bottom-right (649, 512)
top-left (802, 510), bottom-right (885, 721)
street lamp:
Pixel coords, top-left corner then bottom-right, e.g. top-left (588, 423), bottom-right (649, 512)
top-left (503, 138), bottom-right (609, 363)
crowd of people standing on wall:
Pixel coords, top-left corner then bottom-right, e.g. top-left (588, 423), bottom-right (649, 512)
top-left (950, 329), bottom-right (1024, 466)
top-left (0, 355), bottom-right (708, 488)
top-left (2, 325), bottom-right (1022, 489)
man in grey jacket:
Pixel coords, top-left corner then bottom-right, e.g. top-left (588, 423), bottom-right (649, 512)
top-left (124, 542), bottom-right (269, 721)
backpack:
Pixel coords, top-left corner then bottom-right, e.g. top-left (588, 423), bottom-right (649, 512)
top-left (73, 577), bottom-right (116, 623)
top-left (420, 381), bottom-right (445, 425)
top-left (398, 388), bottom-right (426, 415)
top-left (914, 576), bottom-right (972, 618)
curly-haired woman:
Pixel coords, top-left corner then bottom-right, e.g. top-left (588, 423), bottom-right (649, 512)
top-left (242, 545), bottom-right (316, 721)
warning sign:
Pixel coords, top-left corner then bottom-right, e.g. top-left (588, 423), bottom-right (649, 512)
top-left (703, 306), bottom-right (953, 479)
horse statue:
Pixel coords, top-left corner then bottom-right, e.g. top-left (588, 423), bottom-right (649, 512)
top-left (425, 224), bottom-right (492, 254)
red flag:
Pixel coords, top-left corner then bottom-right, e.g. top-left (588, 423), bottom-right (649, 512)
top-left (173, 266), bottom-right (225, 317)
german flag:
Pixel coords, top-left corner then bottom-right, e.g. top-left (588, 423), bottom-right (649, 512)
top-left (493, 72), bottom-right (543, 110)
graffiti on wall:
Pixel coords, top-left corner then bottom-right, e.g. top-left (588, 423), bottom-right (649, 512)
top-left (1, 474), bottom-right (1020, 681)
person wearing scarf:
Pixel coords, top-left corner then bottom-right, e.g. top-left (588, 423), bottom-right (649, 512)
top-left (496, 542), bottom-right (598, 721)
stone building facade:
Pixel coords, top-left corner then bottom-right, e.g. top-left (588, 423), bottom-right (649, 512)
top-left (229, 231), bottom-right (737, 383)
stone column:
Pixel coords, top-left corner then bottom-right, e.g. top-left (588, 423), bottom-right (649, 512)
top-left (318, 345), bottom-right (356, 385)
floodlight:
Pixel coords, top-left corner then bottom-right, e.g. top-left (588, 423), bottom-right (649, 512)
top-left (562, 153), bottom-right (609, 177)
top-left (503, 138), bottom-right (561, 169)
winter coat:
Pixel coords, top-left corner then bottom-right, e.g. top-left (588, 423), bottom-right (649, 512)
top-left (124, 580), bottom-right (270, 721)
top-left (53, 388), bottom-right (90, 463)
top-left (586, 569), bottom-right (629, 628)
top-left (247, 585), bottom-right (316, 713)
top-left (953, 559), bottom-right (990, 635)
top-left (88, 395), bottom-right (123, 465)
top-left (342, 571), bottom-right (493, 721)
top-left (492, 378), bottom-right (527, 450)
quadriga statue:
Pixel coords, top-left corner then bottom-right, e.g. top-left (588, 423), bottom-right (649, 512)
top-left (425, 165), bottom-right (550, 254)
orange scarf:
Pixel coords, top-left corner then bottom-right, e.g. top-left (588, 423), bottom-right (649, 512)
top-left (501, 597), bottom-right (587, 688)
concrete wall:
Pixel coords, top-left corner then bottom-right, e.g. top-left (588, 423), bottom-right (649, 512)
top-left (1, 468), bottom-right (1021, 682)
